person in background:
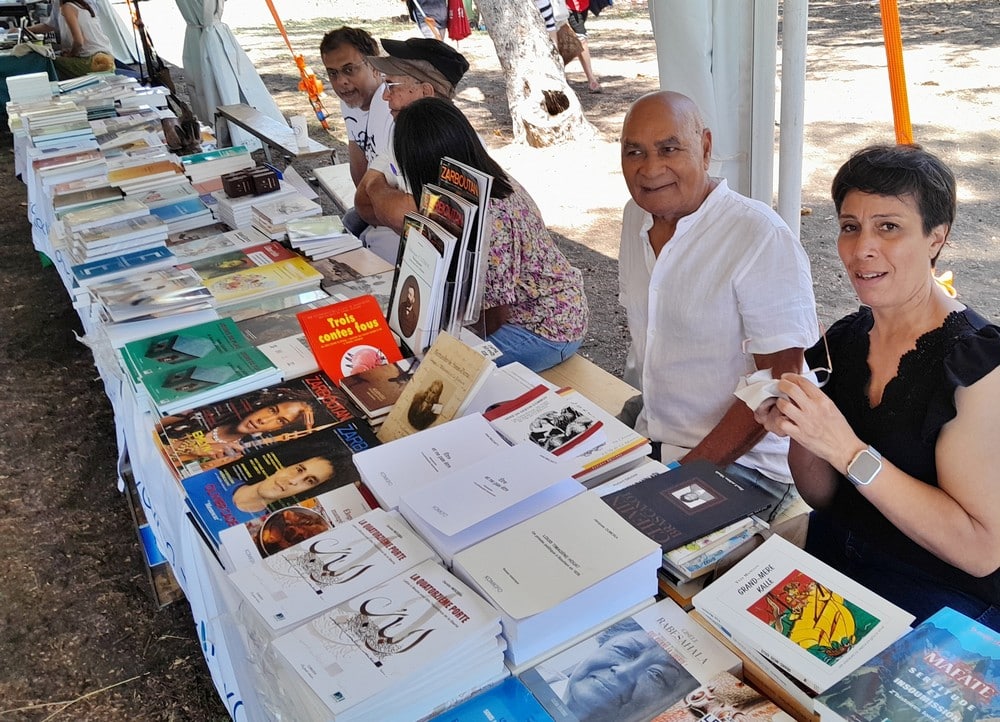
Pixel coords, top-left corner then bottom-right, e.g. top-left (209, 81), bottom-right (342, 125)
top-left (353, 38), bottom-right (470, 262)
top-left (318, 27), bottom-right (392, 186)
top-left (755, 144), bottom-right (1000, 629)
top-left (404, 0), bottom-right (448, 40)
top-left (564, 0), bottom-right (601, 92)
top-left (27, 0), bottom-right (114, 79)
top-left (533, 0), bottom-right (560, 44)
top-left (618, 90), bottom-right (817, 515)
top-left (394, 97), bottom-right (588, 372)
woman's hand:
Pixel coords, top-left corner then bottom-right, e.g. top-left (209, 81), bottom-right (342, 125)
top-left (67, 41), bottom-right (84, 57)
top-left (755, 373), bottom-right (864, 475)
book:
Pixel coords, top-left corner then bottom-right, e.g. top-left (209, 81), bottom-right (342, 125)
top-left (308, 247), bottom-right (395, 290)
top-left (813, 606), bottom-right (1000, 721)
top-left (692, 535), bottom-right (916, 695)
top-left (166, 226), bottom-right (271, 264)
top-left (61, 197), bottom-right (150, 233)
top-left (182, 418), bottom-right (380, 551)
top-left (354, 414), bottom-right (509, 511)
top-left (427, 677), bottom-right (554, 722)
top-left (271, 558), bottom-right (505, 722)
top-left (179, 241), bottom-right (298, 282)
top-left (376, 331), bottom-right (496, 443)
top-left (323, 270), bottom-right (395, 317)
top-left (229, 508), bottom-right (439, 631)
top-left (155, 371), bottom-right (366, 478)
top-left (420, 183), bottom-right (477, 334)
top-left (398, 442), bottom-right (584, 565)
top-left (70, 245), bottom-right (176, 287)
top-left (88, 268), bottom-right (212, 323)
top-left (386, 212), bottom-right (458, 355)
top-left (518, 598), bottom-right (741, 722)
top-left (651, 671), bottom-right (795, 721)
top-left (451, 490), bottom-right (663, 666)
top-left (601, 459), bottom-right (776, 554)
top-left (296, 294), bottom-right (403, 385)
top-left (219, 482), bottom-right (376, 571)
top-left (203, 256), bottom-right (324, 310)
top-left (484, 384), bottom-right (608, 459)
top-left (339, 357), bottom-right (418, 420)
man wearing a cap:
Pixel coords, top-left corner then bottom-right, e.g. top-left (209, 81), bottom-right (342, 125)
top-left (353, 38), bottom-right (470, 262)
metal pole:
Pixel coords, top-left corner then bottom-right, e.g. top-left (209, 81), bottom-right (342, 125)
top-left (777, 0), bottom-right (808, 237)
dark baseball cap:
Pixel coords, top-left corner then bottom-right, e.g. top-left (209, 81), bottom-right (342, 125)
top-left (368, 38), bottom-right (470, 98)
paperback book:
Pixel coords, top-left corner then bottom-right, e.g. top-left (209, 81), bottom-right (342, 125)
top-left (692, 535), bottom-right (916, 695)
top-left (70, 245), bottom-right (176, 287)
top-left (296, 293), bottom-right (403, 385)
top-left (651, 671), bottom-right (795, 722)
top-left (88, 268), bottom-right (212, 323)
top-left (155, 371), bottom-right (366, 478)
top-left (339, 357), bottom-right (418, 421)
top-left (203, 256), bottom-right (324, 310)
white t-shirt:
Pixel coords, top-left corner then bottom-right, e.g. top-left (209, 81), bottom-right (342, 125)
top-left (53, 3), bottom-right (112, 57)
top-left (618, 179), bottom-right (818, 482)
top-left (340, 84), bottom-right (393, 164)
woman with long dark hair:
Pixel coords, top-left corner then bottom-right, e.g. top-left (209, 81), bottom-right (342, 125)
top-left (393, 97), bottom-right (589, 372)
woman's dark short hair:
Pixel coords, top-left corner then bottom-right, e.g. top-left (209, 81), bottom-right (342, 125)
top-left (831, 144), bottom-right (957, 237)
top-left (319, 26), bottom-right (379, 57)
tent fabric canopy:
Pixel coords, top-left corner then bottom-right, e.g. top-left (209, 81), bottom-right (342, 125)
top-left (175, 0), bottom-right (285, 151)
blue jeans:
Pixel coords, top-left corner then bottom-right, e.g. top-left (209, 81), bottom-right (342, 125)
top-left (806, 511), bottom-right (1000, 632)
top-left (487, 324), bottom-right (581, 373)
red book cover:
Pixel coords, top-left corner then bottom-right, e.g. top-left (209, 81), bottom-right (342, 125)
top-left (297, 294), bottom-right (403, 384)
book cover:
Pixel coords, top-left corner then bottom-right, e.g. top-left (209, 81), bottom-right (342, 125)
top-left (386, 212), bottom-right (457, 355)
top-left (72, 215), bottom-right (168, 250)
top-left (296, 294), bottom-right (403, 385)
top-left (204, 256), bottom-right (323, 308)
top-left (166, 226), bottom-right (269, 263)
top-left (651, 671), bottom-right (794, 722)
top-left (236, 294), bottom-right (342, 347)
top-left (813, 606), bottom-right (1000, 722)
top-left (182, 418), bottom-right (380, 550)
top-left (420, 183), bottom-right (477, 333)
top-left (323, 270), bottom-right (394, 317)
top-left (271, 558), bottom-right (502, 720)
top-left (601, 459), bottom-right (776, 553)
top-left (71, 245), bottom-right (175, 287)
top-left (339, 357), bottom-right (418, 419)
top-left (119, 317), bottom-right (251, 381)
top-left (155, 371), bottom-right (365, 478)
top-left (285, 215), bottom-right (347, 241)
top-left (308, 247), bottom-right (395, 287)
top-left (354, 414), bottom-right (508, 511)
top-left (692, 535), bottom-right (916, 694)
top-left (427, 677), bottom-right (554, 722)
top-left (229, 508), bottom-right (438, 630)
top-left (484, 384), bottom-right (607, 459)
top-left (519, 598), bottom-right (740, 722)
top-left (61, 196), bottom-right (149, 233)
top-left (180, 241), bottom-right (298, 282)
top-left (376, 331), bottom-right (495, 443)
top-left (148, 196), bottom-right (211, 223)
top-left (89, 268), bottom-right (211, 323)
top-left (219, 482), bottom-right (376, 571)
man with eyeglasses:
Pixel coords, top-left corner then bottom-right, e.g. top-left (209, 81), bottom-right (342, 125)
top-left (319, 27), bottom-right (394, 186)
top-left (352, 38), bottom-right (470, 262)
top-left (617, 90), bottom-right (818, 517)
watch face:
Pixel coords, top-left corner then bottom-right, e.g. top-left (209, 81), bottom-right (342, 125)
top-left (849, 449), bottom-right (881, 485)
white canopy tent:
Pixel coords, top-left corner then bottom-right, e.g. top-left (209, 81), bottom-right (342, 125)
top-left (173, 0), bottom-right (285, 151)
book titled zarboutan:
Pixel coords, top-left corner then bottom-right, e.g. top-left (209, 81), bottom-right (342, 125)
top-left (692, 534), bottom-right (915, 695)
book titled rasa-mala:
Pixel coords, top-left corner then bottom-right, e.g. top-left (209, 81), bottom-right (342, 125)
top-left (297, 294), bottom-right (402, 385)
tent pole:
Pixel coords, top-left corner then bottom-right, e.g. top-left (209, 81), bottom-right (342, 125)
top-left (879, 0), bottom-right (913, 144)
top-left (777, 0), bottom-right (808, 237)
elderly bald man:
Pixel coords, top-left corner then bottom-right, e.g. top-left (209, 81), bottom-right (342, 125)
top-left (618, 90), bottom-right (818, 516)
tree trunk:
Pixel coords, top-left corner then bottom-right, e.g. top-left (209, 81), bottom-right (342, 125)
top-left (476, 0), bottom-right (597, 147)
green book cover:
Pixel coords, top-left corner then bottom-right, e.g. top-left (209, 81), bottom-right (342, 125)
top-left (142, 346), bottom-right (278, 413)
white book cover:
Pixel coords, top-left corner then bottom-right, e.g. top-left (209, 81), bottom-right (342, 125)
top-left (272, 558), bottom-right (501, 720)
top-left (692, 534), bottom-right (915, 694)
top-left (518, 597), bottom-right (741, 722)
top-left (353, 414), bottom-right (507, 510)
top-left (230, 509), bottom-right (438, 631)
top-left (388, 215), bottom-right (449, 355)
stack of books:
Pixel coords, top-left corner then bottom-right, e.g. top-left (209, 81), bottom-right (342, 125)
top-left (166, 224), bottom-right (268, 264)
top-left (148, 196), bottom-right (216, 234)
top-left (339, 357), bottom-right (418, 429)
top-left (59, 197), bottom-right (170, 264)
top-left (210, 182), bottom-right (297, 229)
top-left (285, 215), bottom-right (360, 259)
top-left (23, 104), bottom-right (95, 151)
top-left (106, 155), bottom-right (186, 194)
top-left (86, 267), bottom-right (213, 325)
top-left (196, 249), bottom-right (324, 312)
top-left (251, 192), bottom-right (323, 240)
top-left (52, 184), bottom-right (124, 220)
top-left (180, 146), bottom-right (254, 192)
top-left (70, 246), bottom-right (177, 288)
top-left (116, 316), bottom-right (282, 416)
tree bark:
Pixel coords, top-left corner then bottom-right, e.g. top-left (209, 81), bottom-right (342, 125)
top-left (475, 0), bottom-right (597, 147)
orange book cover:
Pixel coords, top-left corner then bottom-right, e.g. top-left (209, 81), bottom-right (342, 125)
top-left (297, 294), bottom-right (402, 384)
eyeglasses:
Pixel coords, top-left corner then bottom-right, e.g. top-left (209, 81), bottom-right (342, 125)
top-left (383, 80), bottom-right (419, 93)
top-left (326, 60), bottom-right (367, 82)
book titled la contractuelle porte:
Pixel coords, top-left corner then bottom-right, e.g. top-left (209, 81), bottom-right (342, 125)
top-left (296, 294), bottom-right (402, 385)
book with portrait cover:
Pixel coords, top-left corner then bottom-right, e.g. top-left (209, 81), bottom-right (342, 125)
top-left (519, 598), bottom-right (740, 722)
top-left (229, 508), bottom-right (438, 631)
top-left (600, 459), bottom-right (776, 554)
top-left (154, 371), bottom-right (365, 478)
top-left (692, 535), bottom-right (915, 695)
top-left (296, 294), bottom-right (403, 385)
top-left (813, 606), bottom-right (1000, 722)
top-left (271, 558), bottom-right (504, 722)
top-left (339, 356), bottom-right (418, 421)
top-left (375, 331), bottom-right (495, 443)
top-left (651, 671), bottom-right (794, 722)
top-left (182, 418), bottom-right (379, 552)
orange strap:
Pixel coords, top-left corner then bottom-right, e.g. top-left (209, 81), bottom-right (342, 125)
top-left (879, 0), bottom-right (913, 144)
top-left (262, 0), bottom-right (332, 132)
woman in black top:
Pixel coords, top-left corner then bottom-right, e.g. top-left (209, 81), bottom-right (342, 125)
top-left (756, 145), bottom-right (1000, 629)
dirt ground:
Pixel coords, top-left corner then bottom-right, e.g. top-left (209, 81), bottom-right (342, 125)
top-left (1, 1), bottom-right (998, 720)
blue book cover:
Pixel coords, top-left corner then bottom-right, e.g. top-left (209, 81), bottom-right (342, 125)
top-left (149, 197), bottom-right (210, 222)
top-left (428, 677), bottom-right (554, 722)
top-left (71, 245), bottom-right (175, 285)
top-left (182, 419), bottom-right (379, 549)
top-left (815, 606), bottom-right (1000, 721)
